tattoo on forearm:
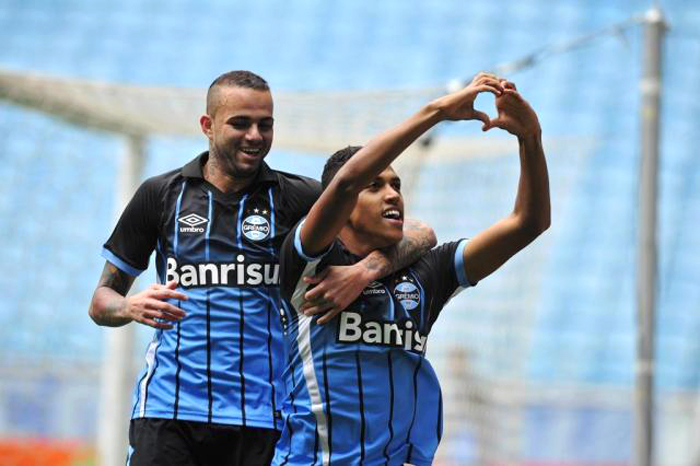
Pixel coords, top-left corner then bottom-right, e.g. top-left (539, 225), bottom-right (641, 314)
top-left (98, 263), bottom-right (134, 296)
top-left (363, 220), bottom-right (436, 278)
top-left (91, 263), bottom-right (135, 326)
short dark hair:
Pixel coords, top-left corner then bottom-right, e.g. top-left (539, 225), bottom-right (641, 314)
top-left (206, 70), bottom-right (270, 115)
top-left (321, 146), bottom-right (362, 189)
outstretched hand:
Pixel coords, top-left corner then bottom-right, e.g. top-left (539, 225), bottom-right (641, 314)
top-left (434, 72), bottom-right (505, 129)
top-left (124, 280), bottom-right (188, 330)
top-left (483, 80), bottom-right (541, 137)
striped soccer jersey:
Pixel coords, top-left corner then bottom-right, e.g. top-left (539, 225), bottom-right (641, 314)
top-left (272, 221), bottom-right (472, 466)
top-left (102, 152), bottom-right (321, 429)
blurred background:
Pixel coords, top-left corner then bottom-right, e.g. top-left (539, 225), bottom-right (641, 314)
top-left (0, 0), bottom-right (699, 464)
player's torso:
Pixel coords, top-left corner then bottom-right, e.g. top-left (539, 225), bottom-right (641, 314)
top-left (278, 256), bottom-right (443, 465)
top-left (133, 177), bottom-right (290, 428)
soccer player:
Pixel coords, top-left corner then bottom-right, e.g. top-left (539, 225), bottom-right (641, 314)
top-left (273, 72), bottom-right (550, 465)
top-left (88, 70), bottom-right (436, 466)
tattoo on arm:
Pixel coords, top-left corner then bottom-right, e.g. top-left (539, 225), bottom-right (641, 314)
top-left (98, 263), bottom-right (135, 296)
top-left (362, 219), bottom-right (437, 279)
top-left (90, 263), bottom-right (136, 326)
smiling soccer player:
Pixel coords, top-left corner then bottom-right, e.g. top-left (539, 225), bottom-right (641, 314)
top-left (273, 72), bottom-right (550, 465)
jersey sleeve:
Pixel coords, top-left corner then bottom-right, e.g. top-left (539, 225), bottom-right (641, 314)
top-left (279, 218), bottom-right (334, 303)
top-left (101, 176), bottom-right (163, 276)
top-left (413, 239), bottom-right (475, 329)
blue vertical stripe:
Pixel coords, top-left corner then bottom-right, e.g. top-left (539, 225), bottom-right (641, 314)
top-left (266, 187), bottom-right (279, 429)
top-left (156, 239), bottom-right (165, 284)
top-left (267, 187), bottom-right (276, 254)
top-left (355, 349), bottom-right (366, 464)
top-left (236, 194), bottom-right (249, 424)
top-left (382, 351), bottom-right (395, 463)
top-left (205, 191), bottom-right (213, 261)
top-left (173, 181), bottom-right (187, 254)
top-left (410, 270), bottom-right (427, 333)
top-left (405, 357), bottom-right (423, 464)
top-left (322, 348), bottom-right (333, 463)
top-left (205, 190), bottom-right (214, 422)
top-left (236, 194), bottom-right (249, 249)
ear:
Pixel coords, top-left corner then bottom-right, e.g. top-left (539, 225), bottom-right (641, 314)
top-left (200, 114), bottom-right (213, 139)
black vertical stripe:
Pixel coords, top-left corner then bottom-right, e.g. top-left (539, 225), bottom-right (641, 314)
top-left (173, 317), bottom-right (182, 420)
top-left (266, 298), bottom-right (277, 428)
top-left (322, 349), bottom-right (333, 462)
top-left (206, 292), bottom-right (213, 423)
top-left (437, 388), bottom-right (443, 443)
top-left (313, 429), bottom-right (319, 465)
top-left (405, 357), bottom-right (423, 464)
top-left (355, 350), bottom-right (366, 464)
top-left (382, 351), bottom-right (395, 463)
top-left (238, 289), bottom-right (247, 425)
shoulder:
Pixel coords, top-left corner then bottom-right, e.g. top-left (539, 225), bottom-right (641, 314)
top-left (142, 166), bottom-right (184, 190)
top-left (411, 240), bottom-right (467, 279)
top-left (273, 169), bottom-right (322, 194)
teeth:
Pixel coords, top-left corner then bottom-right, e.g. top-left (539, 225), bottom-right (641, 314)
top-left (383, 210), bottom-right (401, 219)
top-left (241, 148), bottom-right (260, 154)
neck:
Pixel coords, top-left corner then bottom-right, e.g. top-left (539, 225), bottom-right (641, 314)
top-left (338, 227), bottom-right (381, 258)
top-left (204, 153), bottom-right (256, 193)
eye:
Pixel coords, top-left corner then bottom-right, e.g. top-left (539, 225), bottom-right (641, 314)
top-left (259, 119), bottom-right (274, 132)
top-left (230, 118), bottom-right (251, 130)
top-left (391, 180), bottom-right (402, 192)
top-left (366, 181), bottom-right (381, 191)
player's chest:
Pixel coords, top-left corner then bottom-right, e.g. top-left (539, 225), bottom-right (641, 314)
top-left (335, 273), bottom-right (428, 353)
top-left (162, 185), bottom-right (289, 256)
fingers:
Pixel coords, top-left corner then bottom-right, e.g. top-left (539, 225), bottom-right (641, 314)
top-left (485, 117), bottom-right (506, 131)
top-left (149, 281), bottom-right (188, 301)
top-left (316, 308), bottom-right (343, 326)
top-left (152, 288), bottom-right (189, 301)
top-left (472, 72), bottom-right (504, 94)
top-left (301, 301), bottom-right (335, 317)
top-left (140, 317), bottom-right (175, 330)
top-left (302, 268), bottom-right (329, 287)
top-left (146, 298), bottom-right (186, 319)
top-left (471, 110), bottom-right (491, 130)
top-left (500, 79), bottom-right (516, 91)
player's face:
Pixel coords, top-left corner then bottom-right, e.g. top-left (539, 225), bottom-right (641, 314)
top-left (204, 86), bottom-right (274, 178)
top-left (347, 167), bottom-right (404, 248)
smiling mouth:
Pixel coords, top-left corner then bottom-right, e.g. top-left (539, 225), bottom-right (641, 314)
top-left (239, 147), bottom-right (263, 157)
top-left (382, 209), bottom-right (403, 221)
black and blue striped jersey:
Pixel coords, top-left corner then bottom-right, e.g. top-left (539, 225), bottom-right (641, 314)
top-left (102, 152), bottom-right (321, 430)
top-left (272, 221), bottom-right (472, 465)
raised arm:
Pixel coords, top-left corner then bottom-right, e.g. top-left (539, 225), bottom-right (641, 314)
top-left (299, 73), bottom-right (505, 257)
top-left (89, 262), bottom-right (188, 330)
top-left (461, 80), bottom-right (551, 284)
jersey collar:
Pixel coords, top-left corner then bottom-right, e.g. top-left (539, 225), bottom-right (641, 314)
top-left (182, 151), bottom-right (278, 185)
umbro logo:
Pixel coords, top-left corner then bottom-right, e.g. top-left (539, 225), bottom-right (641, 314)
top-left (178, 213), bottom-right (208, 233)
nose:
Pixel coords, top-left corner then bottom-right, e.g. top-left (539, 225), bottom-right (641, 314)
top-left (383, 185), bottom-right (401, 204)
top-left (245, 124), bottom-right (263, 142)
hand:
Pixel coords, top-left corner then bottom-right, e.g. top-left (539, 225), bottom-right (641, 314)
top-left (124, 280), bottom-right (188, 330)
top-left (483, 80), bottom-right (541, 137)
top-left (433, 72), bottom-right (505, 129)
top-left (301, 264), bottom-right (372, 325)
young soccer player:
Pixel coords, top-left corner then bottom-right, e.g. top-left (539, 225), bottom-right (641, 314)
top-left (273, 72), bottom-right (550, 465)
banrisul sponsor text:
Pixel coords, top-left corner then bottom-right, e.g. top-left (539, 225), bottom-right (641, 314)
top-left (166, 255), bottom-right (279, 287)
